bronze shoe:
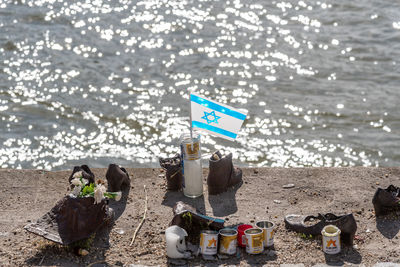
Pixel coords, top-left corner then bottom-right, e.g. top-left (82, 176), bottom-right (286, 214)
top-left (372, 185), bottom-right (400, 216)
top-left (105, 164), bottom-right (130, 192)
top-left (207, 151), bottom-right (242, 195)
top-left (170, 201), bottom-right (224, 244)
top-left (284, 213), bottom-right (357, 246)
top-left (159, 154), bottom-right (183, 191)
top-left (25, 196), bottom-right (113, 245)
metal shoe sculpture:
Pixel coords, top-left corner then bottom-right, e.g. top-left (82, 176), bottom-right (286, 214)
top-left (372, 185), bottom-right (400, 216)
top-left (105, 164), bottom-right (130, 192)
top-left (170, 201), bottom-right (224, 244)
top-left (284, 213), bottom-right (357, 246)
top-left (207, 150), bottom-right (243, 195)
top-left (25, 196), bottom-right (112, 245)
top-left (25, 165), bottom-right (115, 245)
top-left (159, 154), bottom-right (183, 191)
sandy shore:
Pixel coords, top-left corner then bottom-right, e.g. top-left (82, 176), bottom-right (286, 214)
top-left (0, 167), bottom-right (400, 266)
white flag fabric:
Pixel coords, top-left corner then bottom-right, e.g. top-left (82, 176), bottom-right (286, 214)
top-left (190, 92), bottom-right (247, 141)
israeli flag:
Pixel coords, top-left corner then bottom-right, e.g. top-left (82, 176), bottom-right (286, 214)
top-left (190, 92), bottom-right (247, 141)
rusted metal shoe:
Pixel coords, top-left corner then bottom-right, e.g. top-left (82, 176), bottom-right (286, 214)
top-left (24, 196), bottom-right (113, 245)
top-left (207, 151), bottom-right (242, 195)
top-left (105, 164), bottom-right (130, 192)
top-left (68, 165), bottom-right (95, 185)
top-left (170, 201), bottom-right (224, 244)
top-left (372, 185), bottom-right (400, 216)
top-left (159, 154), bottom-right (183, 191)
top-left (284, 213), bottom-right (357, 246)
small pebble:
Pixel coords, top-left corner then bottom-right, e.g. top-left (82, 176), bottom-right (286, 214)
top-left (376, 182), bottom-right (380, 185)
top-left (78, 249), bottom-right (89, 256)
top-left (274, 200), bottom-right (281, 204)
top-left (114, 228), bottom-right (125, 235)
top-left (283, 183), bottom-right (295, 189)
top-left (366, 229), bottom-right (371, 233)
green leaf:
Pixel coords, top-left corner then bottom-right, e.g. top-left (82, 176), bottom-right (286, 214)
top-left (82, 186), bottom-right (88, 195)
top-left (104, 192), bottom-right (117, 199)
top-left (87, 183), bottom-right (95, 194)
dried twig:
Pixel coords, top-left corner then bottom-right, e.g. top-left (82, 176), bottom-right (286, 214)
top-left (130, 185), bottom-right (148, 246)
top-left (87, 260), bottom-right (106, 267)
top-left (39, 254), bottom-right (45, 265)
top-left (169, 167), bottom-right (182, 178)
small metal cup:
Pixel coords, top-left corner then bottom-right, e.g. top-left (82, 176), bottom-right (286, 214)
top-left (256, 220), bottom-right (275, 247)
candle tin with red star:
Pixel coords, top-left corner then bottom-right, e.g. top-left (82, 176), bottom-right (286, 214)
top-left (199, 230), bottom-right (218, 255)
top-left (322, 225), bottom-right (341, 254)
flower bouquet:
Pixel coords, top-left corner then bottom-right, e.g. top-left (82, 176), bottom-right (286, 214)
top-left (70, 171), bottom-right (122, 204)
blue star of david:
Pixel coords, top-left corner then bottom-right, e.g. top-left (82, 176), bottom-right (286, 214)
top-left (201, 111), bottom-right (221, 125)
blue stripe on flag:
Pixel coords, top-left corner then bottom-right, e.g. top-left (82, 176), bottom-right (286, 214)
top-left (191, 94), bottom-right (246, 121)
top-left (192, 121), bottom-right (237, 139)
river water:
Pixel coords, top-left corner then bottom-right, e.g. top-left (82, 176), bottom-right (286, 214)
top-left (1, 0), bottom-right (399, 170)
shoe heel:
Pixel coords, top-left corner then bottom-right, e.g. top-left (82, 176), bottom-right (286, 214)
top-left (341, 232), bottom-right (355, 246)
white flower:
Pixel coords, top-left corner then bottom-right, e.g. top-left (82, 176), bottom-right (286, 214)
top-left (72, 171), bottom-right (83, 179)
top-left (81, 178), bottom-right (89, 186)
top-left (71, 185), bottom-right (81, 197)
top-left (115, 191), bottom-right (122, 201)
top-left (71, 178), bottom-right (82, 187)
top-left (94, 184), bottom-right (106, 204)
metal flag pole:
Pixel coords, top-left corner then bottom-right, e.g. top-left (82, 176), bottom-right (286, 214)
top-left (189, 90), bottom-right (193, 139)
top-left (180, 89), bottom-right (203, 198)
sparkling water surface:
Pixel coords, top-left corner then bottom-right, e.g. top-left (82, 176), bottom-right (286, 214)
top-left (1, 0), bottom-right (399, 170)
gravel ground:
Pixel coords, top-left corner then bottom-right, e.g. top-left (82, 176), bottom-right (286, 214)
top-left (0, 167), bottom-right (400, 266)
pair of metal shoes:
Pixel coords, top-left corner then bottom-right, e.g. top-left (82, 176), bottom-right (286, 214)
top-left (68, 163), bottom-right (130, 192)
top-left (25, 164), bottom-right (130, 245)
top-left (159, 150), bottom-right (243, 195)
top-left (284, 213), bottom-right (357, 246)
top-left (285, 184), bottom-right (400, 246)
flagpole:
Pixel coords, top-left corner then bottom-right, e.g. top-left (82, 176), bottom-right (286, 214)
top-left (189, 90), bottom-right (193, 139)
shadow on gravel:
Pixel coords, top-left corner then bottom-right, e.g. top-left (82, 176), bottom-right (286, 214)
top-left (323, 246), bottom-right (362, 265)
top-left (208, 181), bottom-right (242, 217)
top-left (24, 241), bottom-right (109, 266)
top-left (168, 256), bottom-right (241, 267)
top-left (93, 190), bottom-right (129, 249)
top-left (242, 247), bottom-right (278, 266)
top-left (376, 216), bottom-right (400, 239)
top-left (161, 190), bottom-right (206, 215)
top-left (208, 188), bottom-right (239, 217)
top-left (109, 186), bottom-right (130, 221)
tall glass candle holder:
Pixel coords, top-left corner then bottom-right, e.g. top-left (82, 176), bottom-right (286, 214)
top-left (180, 132), bottom-right (203, 198)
